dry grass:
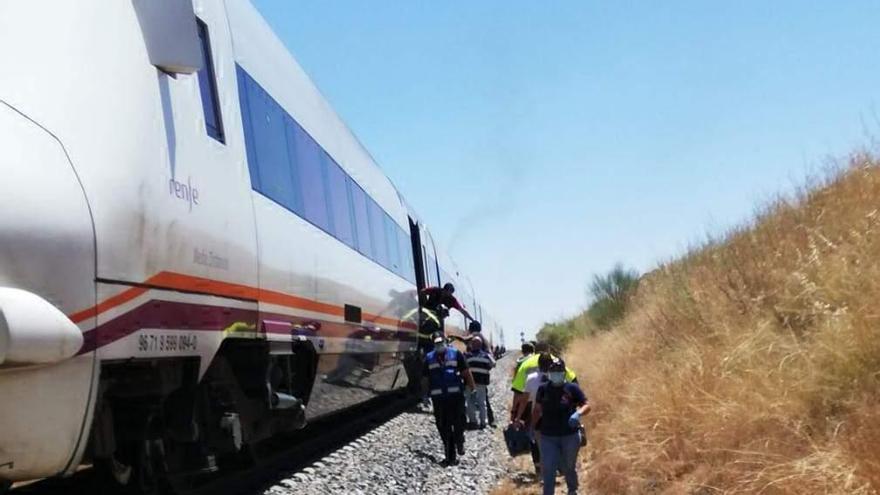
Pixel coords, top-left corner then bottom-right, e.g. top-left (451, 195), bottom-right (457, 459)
top-left (503, 153), bottom-right (880, 494)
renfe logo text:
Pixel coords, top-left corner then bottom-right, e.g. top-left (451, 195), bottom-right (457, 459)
top-left (169, 176), bottom-right (199, 212)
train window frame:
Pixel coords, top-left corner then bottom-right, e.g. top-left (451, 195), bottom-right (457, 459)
top-left (366, 196), bottom-right (389, 269)
top-left (291, 124), bottom-right (332, 232)
top-left (350, 181), bottom-right (373, 259)
top-left (247, 75), bottom-right (299, 211)
top-left (326, 157), bottom-right (356, 248)
top-left (196, 19), bottom-right (225, 143)
top-left (237, 68), bottom-right (259, 189)
top-left (384, 213), bottom-right (401, 274)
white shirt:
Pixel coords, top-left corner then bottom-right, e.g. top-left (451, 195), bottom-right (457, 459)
top-left (524, 370), bottom-right (545, 404)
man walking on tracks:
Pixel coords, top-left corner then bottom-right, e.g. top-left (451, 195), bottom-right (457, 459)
top-left (464, 335), bottom-right (495, 429)
top-left (423, 332), bottom-right (476, 466)
top-left (451, 320), bottom-right (498, 427)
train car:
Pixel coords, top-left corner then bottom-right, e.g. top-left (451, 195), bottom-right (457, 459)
top-left (0, 0), bottom-right (496, 492)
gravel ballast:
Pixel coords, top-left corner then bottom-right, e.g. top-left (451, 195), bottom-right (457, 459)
top-left (263, 354), bottom-right (516, 495)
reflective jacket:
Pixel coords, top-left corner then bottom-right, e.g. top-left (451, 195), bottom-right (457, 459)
top-left (511, 353), bottom-right (577, 393)
top-left (426, 347), bottom-right (466, 397)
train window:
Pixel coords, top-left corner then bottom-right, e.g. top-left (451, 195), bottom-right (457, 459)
top-left (326, 159), bottom-right (355, 248)
top-left (237, 69), bottom-right (260, 189)
top-left (398, 228), bottom-right (415, 283)
top-left (244, 75), bottom-right (299, 211)
top-left (425, 253), bottom-right (438, 287)
top-left (384, 214), bottom-right (401, 274)
top-left (196, 20), bottom-right (225, 143)
top-left (290, 124), bottom-right (331, 232)
top-left (236, 65), bottom-right (417, 283)
top-left (280, 117), bottom-right (305, 214)
top-left (367, 197), bottom-right (389, 268)
top-left (422, 246), bottom-right (430, 284)
top-left (350, 181), bottom-right (373, 259)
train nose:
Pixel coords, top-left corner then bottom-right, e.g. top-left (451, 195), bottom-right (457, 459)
top-left (0, 102), bottom-right (96, 367)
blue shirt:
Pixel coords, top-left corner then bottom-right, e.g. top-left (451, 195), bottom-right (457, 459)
top-left (535, 382), bottom-right (587, 437)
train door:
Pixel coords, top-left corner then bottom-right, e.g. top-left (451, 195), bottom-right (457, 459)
top-left (402, 218), bottom-right (427, 390)
top-left (408, 217), bottom-right (427, 292)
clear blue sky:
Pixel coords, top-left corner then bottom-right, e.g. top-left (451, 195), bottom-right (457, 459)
top-left (251, 0), bottom-right (880, 346)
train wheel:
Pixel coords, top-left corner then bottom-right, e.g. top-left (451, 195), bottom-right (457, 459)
top-left (97, 414), bottom-right (174, 495)
top-left (97, 440), bottom-right (169, 495)
top-left (105, 455), bottom-right (133, 486)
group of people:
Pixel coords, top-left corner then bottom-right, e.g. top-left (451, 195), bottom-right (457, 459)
top-left (508, 341), bottom-right (589, 495)
top-left (419, 283), bottom-right (499, 466)
top-left (417, 283), bottom-right (590, 494)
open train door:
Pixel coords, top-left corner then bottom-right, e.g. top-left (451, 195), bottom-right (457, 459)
top-left (403, 217), bottom-right (428, 394)
top-left (408, 217), bottom-right (427, 293)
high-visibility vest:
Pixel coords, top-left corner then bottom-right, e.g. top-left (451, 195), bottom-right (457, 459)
top-left (511, 353), bottom-right (577, 393)
top-left (426, 348), bottom-right (464, 397)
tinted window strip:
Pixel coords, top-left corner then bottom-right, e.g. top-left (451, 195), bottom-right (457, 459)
top-left (235, 64), bottom-right (414, 283)
top-left (237, 69), bottom-right (260, 190)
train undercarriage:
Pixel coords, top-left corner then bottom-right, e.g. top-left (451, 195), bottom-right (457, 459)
top-left (86, 338), bottom-right (320, 494)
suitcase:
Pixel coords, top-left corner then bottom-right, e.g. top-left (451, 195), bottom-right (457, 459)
top-left (503, 424), bottom-right (532, 457)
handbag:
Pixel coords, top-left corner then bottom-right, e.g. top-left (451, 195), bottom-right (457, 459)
top-left (503, 424), bottom-right (532, 457)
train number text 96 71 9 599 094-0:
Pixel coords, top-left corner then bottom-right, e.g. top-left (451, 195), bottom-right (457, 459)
top-left (138, 333), bottom-right (199, 353)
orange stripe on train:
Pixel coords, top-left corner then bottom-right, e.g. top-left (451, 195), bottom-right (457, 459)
top-left (68, 271), bottom-right (417, 330)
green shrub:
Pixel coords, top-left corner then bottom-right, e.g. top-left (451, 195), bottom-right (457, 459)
top-left (536, 264), bottom-right (640, 351)
top-left (586, 263), bottom-right (640, 330)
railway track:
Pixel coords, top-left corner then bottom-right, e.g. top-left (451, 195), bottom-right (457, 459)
top-left (11, 392), bottom-right (419, 495)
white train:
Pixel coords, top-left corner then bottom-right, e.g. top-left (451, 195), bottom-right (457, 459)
top-left (0, 0), bottom-right (502, 491)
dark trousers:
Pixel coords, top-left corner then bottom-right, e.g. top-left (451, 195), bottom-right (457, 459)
top-left (432, 394), bottom-right (465, 462)
top-left (521, 402), bottom-right (541, 469)
top-left (530, 436), bottom-right (542, 469)
top-left (485, 393), bottom-right (495, 425)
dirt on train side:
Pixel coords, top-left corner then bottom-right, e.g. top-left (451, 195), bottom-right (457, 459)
top-left (496, 152), bottom-right (880, 494)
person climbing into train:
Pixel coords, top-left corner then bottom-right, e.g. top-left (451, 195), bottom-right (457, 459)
top-left (419, 283), bottom-right (473, 339)
top-left (464, 335), bottom-right (495, 429)
top-left (415, 283), bottom-right (471, 409)
top-left (530, 359), bottom-right (590, 495)
top-left (423, 332), bottom-right (475, 466)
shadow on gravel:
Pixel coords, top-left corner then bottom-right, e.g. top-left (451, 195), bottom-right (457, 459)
top-left (406, 404), bottom-right (435, 415)
top-left (409, 447), bottom-right (442, 465)
top-left (510, 470), bottom-right (541, 487)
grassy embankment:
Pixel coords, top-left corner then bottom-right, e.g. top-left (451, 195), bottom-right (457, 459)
top-left (500, 153), bottom-right (880, 494)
